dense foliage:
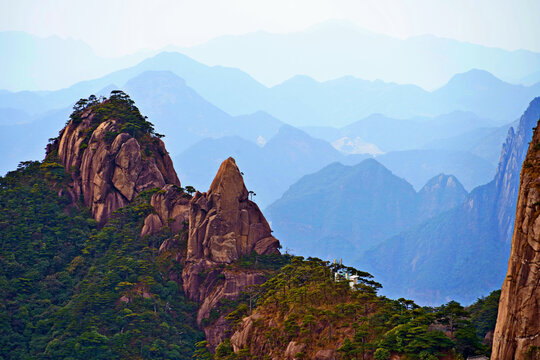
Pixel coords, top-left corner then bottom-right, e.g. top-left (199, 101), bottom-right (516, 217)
top-left (70, 91), bottom-right (162, 139)
top-left (0, 161), bottom-right (97, 359)
top-left (211, 257), bottom-right (493, 360)
top-left (0, 161), bottom-right (203, 359)
top-left (467, 290), bottom-right (501, 339)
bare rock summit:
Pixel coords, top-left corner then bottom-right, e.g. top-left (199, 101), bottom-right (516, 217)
top-left (182, 157), bottom-right (280, 347)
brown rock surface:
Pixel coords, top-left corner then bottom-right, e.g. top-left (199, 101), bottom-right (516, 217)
top-left (492, 118), bottom-right (540, 359)
top-left (49, 107), bottom-right (179, 224)
top-left (314, 350), bottom-right (336, 360)
top-left (182, 157), bottom-right (280, 347)
top-left (284, 341), bottom-right (306, 359)
top-left (141, 184), bottom-right (190, 237)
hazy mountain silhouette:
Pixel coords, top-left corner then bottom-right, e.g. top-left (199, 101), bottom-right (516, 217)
top-left (303, 111), bottom-right (496, 152)
top-left (376, 149), bottom-right (495, 190)
top-left (266, 160), bottom-right (468, 260)
top-left (0, 31), bottom-right (155, 91)
top-left (174, 125), bottom-right (350, 208)
top-left (1, 51), bottom-right (538, 126)
top-left (181, 20), bottom-right (540, 90)
top-left (361, 98), bottom-right (540, 305)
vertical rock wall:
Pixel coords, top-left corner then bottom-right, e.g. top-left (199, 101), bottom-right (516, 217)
top-left (492, 117), bottom-right (540, 359)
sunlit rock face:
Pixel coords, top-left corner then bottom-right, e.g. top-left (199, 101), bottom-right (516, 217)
top-left (182, 157), bottom-right (280, 348)
top-left (50, 106), bottom-right (179, 224)
top-left (492, 116), bottom-right (540, 359)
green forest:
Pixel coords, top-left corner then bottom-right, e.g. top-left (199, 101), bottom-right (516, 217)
top-left (0, 94), bottom-right (501, 359)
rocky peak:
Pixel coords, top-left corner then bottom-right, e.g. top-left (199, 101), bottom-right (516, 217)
top-left (186, 157), bottom-right (278, 263)
top-left (182, 157), bottom-right (280, 348)
top-left (418, 173), bottom-right (467, 218)
top-left (46, 92), bottom-right (179, 224)
top-left (492, 116), bottom-right (540, 359)
top-left (494, 97), bottom-right (540, 244)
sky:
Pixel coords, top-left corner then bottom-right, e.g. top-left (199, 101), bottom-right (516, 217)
top-left (1, 0), bottom-right (540, 57)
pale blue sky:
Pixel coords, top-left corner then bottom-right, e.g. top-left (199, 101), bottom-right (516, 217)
top-left (1, 0), bottom-right (539, 56)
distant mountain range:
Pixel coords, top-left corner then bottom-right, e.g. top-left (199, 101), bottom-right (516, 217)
top-left (361, 98), bottom-right (540, 305)
top-left (180, 20), bottom-right (540, 90)
top-left (174, 126), bottom-right (355, 209)
top-left (375, 150), bottom-right (495, 190)
top-left (266, 160), bottom-right (468, 258)
top-left (302, 111), bottom-right (502, 153)
top-left (0, 67), bottom-right (517, 202)
top-left (0, 31), bottom-right (155, 91)
top-left (1, 51), bottom-right (539, 126)
top-left (266, 98), bottom-right (540, 305)
top-left (176, 131), bottom-right (497, 208)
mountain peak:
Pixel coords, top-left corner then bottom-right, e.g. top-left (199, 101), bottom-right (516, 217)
top-left (420, 173), bottom-right (464, 191)
top-left (444, 69), bottom-right (506, 89)
top-left (46, 91), bottom-right (179, 223)
top-left (208, 157), bottom-right (249, 201)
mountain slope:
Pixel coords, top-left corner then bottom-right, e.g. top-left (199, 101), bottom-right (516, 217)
top-left (492, 109), bottom-right (540, 359)
top-left (362, 98), bottom-right (540, 305)
top-left (266, 159), bottom-right (468, 260)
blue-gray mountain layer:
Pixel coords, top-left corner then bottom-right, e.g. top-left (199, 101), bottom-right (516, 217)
top-left (362, 98), bottom-right (540, 305)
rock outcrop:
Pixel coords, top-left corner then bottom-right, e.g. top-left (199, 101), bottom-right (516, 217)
top-left (182, 157), bottom-right (280, 347)
top-left (492, 117), bottom-right (540, 359)
top-left (141, 184), bottom-right (190, 238)
top-left (48, 105), bottom-right (179, 224)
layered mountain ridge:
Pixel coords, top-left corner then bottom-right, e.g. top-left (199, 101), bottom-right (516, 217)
top-left (363, 97), bottom-right (540, 304)
top-left (267, 159), bottom-right (468, 259)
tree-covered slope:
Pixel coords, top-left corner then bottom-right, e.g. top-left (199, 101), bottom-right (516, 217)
top-left (0, 160), bottom-right (204, 359)
top-left (212, 256), bottom-right (495, 360)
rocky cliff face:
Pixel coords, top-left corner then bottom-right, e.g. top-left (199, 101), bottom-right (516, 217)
top-left (492, 117), bottom-right (540, 359)
top-left (494, 99), bottom-right (540, 245)
top-left (48, 104), bottom-right (179, 224)
top-left (182, 157), bottom-right (280, 347)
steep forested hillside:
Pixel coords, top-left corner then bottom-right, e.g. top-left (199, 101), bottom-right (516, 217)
top-left (0, 95), bottom-right (204, 359)
top-left (0, 92), bottom-right (501, 359)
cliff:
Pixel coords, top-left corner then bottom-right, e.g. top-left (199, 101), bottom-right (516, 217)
top-left (492, 118), bottom-right (540, 359)
top-left (46, 92), bottom-right (179, 224)
top-left (182, 157), bottom-right (280, 348)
